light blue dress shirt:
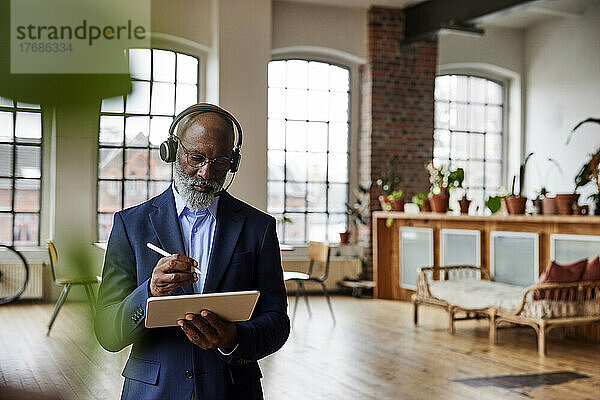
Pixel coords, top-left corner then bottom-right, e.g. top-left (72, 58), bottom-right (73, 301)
top-left (172, 185), bottom-right (238, 357)
top-left (172, 184), bottom-right (219, 294)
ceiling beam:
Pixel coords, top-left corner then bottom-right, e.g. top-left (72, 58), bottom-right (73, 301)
top-left (403, 0), bottom-right (546, 42)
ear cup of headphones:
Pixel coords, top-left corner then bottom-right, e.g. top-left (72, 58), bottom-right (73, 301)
top-left (230, 148), bottom-right (241, 172)
top-left (159, 137), bottom-right (178, 163)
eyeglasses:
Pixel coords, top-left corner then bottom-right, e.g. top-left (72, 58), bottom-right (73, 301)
top-left (176, 137), bottom-right (231, 172)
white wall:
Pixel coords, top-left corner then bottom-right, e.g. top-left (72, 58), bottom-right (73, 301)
top-left (524, 3), bottom-right (600, 202)
top-left (216, 0), bottom-right (272, 210)
top-left (272, 1), bottom-right (367, 61)
top-left (438, 26), bottom-right (525, 191)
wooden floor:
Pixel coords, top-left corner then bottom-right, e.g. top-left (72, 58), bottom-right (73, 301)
top-left (1, 296), bottom-right (599, 399)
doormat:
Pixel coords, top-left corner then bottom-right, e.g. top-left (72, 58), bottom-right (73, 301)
top-left (454, 371), bottom-right (589, 389)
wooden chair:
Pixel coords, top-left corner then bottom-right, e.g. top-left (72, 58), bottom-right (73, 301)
top-left (46, 240), bottom-right (102, 336)
top-left (283, 241), bottom-right (335, 324)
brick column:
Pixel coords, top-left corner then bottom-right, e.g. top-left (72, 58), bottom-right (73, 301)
top-left (359, 7), bottom-right (437, 278)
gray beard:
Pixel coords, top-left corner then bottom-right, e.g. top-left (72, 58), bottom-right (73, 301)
top-left (173, 161), bottom-right (227, 210)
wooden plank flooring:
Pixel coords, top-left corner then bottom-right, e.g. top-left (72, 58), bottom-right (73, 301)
top-left (1, 297), bottom-right (599, 399)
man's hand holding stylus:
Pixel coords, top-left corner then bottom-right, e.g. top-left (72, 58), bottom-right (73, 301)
top-left (149, 254), bottom-right (198, 297)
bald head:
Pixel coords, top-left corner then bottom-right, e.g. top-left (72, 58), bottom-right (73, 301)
top-left (176, 112), bottom-right (234, 152)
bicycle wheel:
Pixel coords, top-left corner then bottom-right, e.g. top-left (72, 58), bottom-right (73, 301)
top-left (0, 245), bottom-right (29, 305)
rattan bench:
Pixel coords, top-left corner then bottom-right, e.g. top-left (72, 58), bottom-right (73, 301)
top-left (412, 266), bottom-right (493, 334)
top-left (412, 265), bottom-right (600, 355)
top-left (490, 280), bottom-right (600, 355)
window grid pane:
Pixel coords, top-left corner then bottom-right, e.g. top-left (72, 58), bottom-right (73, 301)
top-left (97, 49), bottom-right (199, 241)
top-left (268, 60), bottom-right (350, 244)
top-left (434, 74), bottom-right (504, 213)
top-left (0, 99), bottom-right (42, 246)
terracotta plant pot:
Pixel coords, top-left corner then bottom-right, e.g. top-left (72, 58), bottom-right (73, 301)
top-left (421, 199), bottom-right (432, 212)
top-left (339, 231), bottom-right (350, 244)
top-left (378, 195), bottom-right (390, 211)
top-left (506, 196), bottom-right (527, 214)
top-left (459, 199), bottom-right (471, 214)
top-left (556, 193), bottom-right (580, 215)
top-left (578, 205), bottom-right (589, 215)
top-left (429, 192), bottom-right (449, 213)
top-left (389, 198), bottom-right (405, 211)
top-left (541, 197), bottom-right (558, 215)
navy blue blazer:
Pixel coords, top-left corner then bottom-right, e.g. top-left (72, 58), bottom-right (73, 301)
top-left (94, 187), bottom-right (290, 400)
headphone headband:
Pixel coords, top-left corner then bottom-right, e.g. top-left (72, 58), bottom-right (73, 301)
top-left (160, 103), bottom-right (243, 174)
top-left (168, 103), bottom-right (243, 149)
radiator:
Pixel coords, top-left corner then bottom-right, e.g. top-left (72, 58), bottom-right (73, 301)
top-left (0, 263), bottom-right (43, 299)
top-left (283, 257), bottom-right (362, 292)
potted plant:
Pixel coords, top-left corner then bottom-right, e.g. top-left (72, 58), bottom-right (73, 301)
top-left (531, 158), bottom-right (562, 215)
top-left (387, 190), bottom-right (404, 211)
top-left (506, 152), bottom-right (533, 215)
top-left (375, 158), bottom-right (402, 211)
top-left (448, 167), bottom-right (469, 214)
top-left (573, 151), bottom-right (600, 215)
top-left (344, 185), bottom-right (370, 243)
top-left (567, 118), bottom-right (600, 214)
top-left (426, 163), bottom-right (464, 213)
top-left (412, 192), bottom-right (431, 212)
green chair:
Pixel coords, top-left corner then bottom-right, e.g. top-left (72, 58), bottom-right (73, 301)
top-left (46, 240), bottom-right (101, 336)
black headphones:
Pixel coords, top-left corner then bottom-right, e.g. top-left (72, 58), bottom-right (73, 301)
top-left (159, 103), bottom-right (243, 173)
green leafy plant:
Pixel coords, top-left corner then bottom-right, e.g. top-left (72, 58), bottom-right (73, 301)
top-left (486, 196), bottom-right (503, 214)
top-left (345, 184), bottom-right (370, 226)
top-left (387, 190), bottom-right (404, 200)
top-left (448, 168), bottom-right (464, 190)
top-left (568, 118), bottom-right (600, 198)
top-left (426, 162), bottom-right (464, 194)
top-left (510, 152), bottom-right (534, 197)
top-left (412, 192), bottom-right (428, 209)
top-left (375, 157), bottom-right (402, 196)
top-left (276, 216), bottom-right (292, 226)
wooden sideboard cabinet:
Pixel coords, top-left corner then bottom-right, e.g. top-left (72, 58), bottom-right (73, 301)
top-left (372, 212), bottom-right (600, 341)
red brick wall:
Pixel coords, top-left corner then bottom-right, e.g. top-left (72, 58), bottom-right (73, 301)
top-left (359, 7), bottom-right (438, 277)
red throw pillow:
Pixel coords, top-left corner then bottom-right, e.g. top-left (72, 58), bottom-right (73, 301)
top-left (539, 259), bottom-right (587, 283)
top-left (536, 259), bottom-right (587, 300)
top-left (582, 256), bottom-right (600, 281)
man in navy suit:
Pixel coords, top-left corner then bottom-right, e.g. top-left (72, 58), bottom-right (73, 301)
top-left (94, 107), bottom-right (290, 400)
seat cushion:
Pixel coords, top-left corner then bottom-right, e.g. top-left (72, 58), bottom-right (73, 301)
top-left (428, 280), bottom-right (526, 311)
top-left (283, 271), bottom-right (309, 280)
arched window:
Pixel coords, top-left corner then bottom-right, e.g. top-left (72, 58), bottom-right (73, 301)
top-left (0, 97), bottom-right (43, 246)
top-left (97, 49), bottom-right (199, 241)
top-left (434, 74), bottom-right (504, 213)
top-left (267, 59), bottom-right (350, 244)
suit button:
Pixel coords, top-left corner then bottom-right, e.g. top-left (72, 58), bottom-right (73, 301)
top-left (185, 370), bottom-right (194, 379)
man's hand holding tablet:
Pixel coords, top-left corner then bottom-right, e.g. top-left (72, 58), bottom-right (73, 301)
top-left (178, 310), bottom-right (238, 350)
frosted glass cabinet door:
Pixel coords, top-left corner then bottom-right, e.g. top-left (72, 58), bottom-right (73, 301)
top-left (400, 227), bottom-right (433, 289)
top-left (491, 231), bottom-right (539, 287)
top-left (551, 234), bottom-right (600, 263)
top-left (440, 229), bottom-right (480, 267)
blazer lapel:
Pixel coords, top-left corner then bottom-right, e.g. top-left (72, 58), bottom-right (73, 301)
top-left (203, 192), bottom-right (246, 293)
top-left (149, 186), bottom-right (192, 295)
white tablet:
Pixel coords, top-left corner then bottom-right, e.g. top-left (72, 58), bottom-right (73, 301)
top-left (145, 290), bottom-right (260, 328)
